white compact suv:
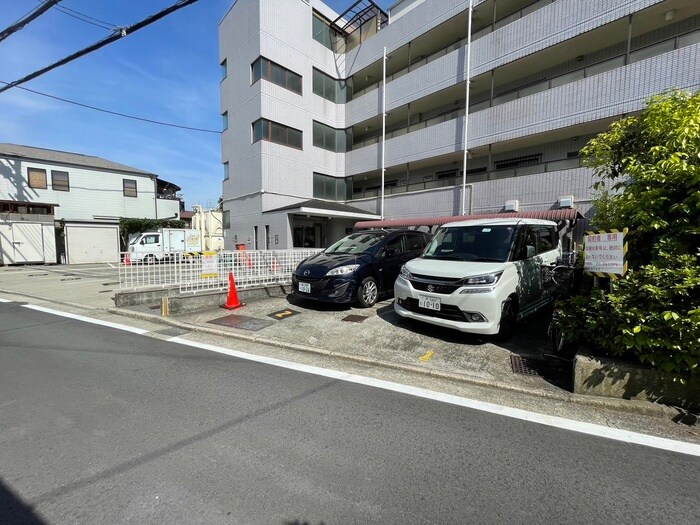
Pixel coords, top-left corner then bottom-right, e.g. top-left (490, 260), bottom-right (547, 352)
top-left (394, 218), bottom-right (561, 338)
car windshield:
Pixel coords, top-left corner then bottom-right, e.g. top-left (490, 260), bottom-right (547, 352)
top-left (324, 232), bottom-right (386, 255)
top-left (422, 225), bottom-right (517, 262)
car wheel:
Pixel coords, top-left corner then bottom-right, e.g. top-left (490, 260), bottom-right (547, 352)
top-left (497, 297), bottom-right (518, 340)
top-left (357, 277), bottom-right (378, 307)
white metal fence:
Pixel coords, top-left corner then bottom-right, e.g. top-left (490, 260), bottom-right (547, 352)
top-left (118, 249), bottom-right (322, 293)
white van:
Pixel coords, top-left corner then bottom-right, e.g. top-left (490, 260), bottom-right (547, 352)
top-left (394, 218), bottom-right (561, 338)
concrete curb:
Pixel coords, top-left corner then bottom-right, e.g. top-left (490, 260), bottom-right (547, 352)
top-left (0, 288), bottom-right (679, 419)
top-left (107, 307), bottom-right (679, 419)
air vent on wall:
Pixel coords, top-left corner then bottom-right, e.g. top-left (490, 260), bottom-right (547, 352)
top-left (505, 199), bottom-right (519, 212)
top-left (558, 195), bottom-right (574, 208)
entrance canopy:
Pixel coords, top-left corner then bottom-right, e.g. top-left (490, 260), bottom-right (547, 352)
top-left (354, 209), bottom-right (583, 230)
top-left (271, 199), bottom-right (380, 220)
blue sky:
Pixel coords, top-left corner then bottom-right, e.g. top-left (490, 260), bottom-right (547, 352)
top-left (0, 0), bottom-right (392, 210)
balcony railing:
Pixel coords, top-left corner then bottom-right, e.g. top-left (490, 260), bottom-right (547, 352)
top-left (352, 0), bottom-right (554, 98)
top-left (350, 157), bottom-right (582, 200)
top-left (351, 27), bottom-right (700, 151)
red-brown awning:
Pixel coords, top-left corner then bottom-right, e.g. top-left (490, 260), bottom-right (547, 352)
top-left (354, 209), bottom-right (582, 230)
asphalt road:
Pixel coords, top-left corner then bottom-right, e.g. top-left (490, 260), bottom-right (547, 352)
top-left (1, 301), bottom-right (699, 525)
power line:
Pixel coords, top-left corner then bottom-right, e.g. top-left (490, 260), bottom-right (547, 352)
top-left (33, 0), bottom-right (118, 31)
top-left (0, 80), bottom-right (220, 134)
top-left (0, 0), bottom-right (62, 43)
top-left (0, 0), bottom-right (201, 95)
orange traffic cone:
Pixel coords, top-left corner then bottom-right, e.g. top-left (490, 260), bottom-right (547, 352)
top-left (221, 272), bottom-right (244, 310)
top-left (124, 252), bottom-right (131, 266)
top-left (247, 254), bottom-right (253, 269)
top-left (271, 257), bottom-right (280, 273)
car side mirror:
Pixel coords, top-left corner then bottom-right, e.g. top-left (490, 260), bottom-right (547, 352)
top-left (526, 245), bottom-right (536, 258)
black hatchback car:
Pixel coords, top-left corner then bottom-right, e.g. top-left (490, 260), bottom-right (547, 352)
top-left (292, 229), bottom-right (432, 307)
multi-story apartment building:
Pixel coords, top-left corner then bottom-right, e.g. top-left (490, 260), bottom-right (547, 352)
top-left (219, 0), bottom-right (700, 250)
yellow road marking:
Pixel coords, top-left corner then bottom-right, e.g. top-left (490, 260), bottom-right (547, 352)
top-left (419, 350), bottom-right (434, 362)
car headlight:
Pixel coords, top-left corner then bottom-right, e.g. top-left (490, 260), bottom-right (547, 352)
top-left (461, 272), bottom-right (503, 286)
top-left (399, 265), bottom-right (412, 280)
top-left (326, 264), bottom-right (360, 276)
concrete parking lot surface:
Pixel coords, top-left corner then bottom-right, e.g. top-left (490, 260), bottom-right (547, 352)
top-left (2, 263), bottom-right (699, 445)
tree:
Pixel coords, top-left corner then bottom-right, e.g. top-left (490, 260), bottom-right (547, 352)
top-left (559, 90), bottom-right (700, 379)
top-left (581, 89), bottom-right (700, 266)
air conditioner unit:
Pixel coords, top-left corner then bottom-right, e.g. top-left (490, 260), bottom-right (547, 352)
top-left (558, 195), bottom-right (575, 208)
top-left (504, 199), bottom-right (519, 212)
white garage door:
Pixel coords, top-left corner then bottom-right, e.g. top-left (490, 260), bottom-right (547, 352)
top-left (65, 225), bottom-right (120, 264)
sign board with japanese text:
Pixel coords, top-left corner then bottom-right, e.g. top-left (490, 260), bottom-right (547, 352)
top-left (200, 252), bottom-right (219, 278)
top-left (584, 229), bottom-right (628, 278)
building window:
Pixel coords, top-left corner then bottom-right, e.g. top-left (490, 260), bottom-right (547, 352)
top-left (221, 59), bottom-right (227, 81)
top-left (28, 168), bottom-right (47, 189)
top-left (252, 118), bottom-right (303, 149)
top-left (312, 68), bottom-right (351, 103)
top-left (51, 170), bottom-right (70, 192)
top-left (222, 210), bottom-right (230, 229)
top-left (223, 161), bottom-right (229, 180)
top-left (123, 179), bottom-right (137, 197)
top-left (313, 172), bottom-right (351, 201)
top-left (312, 12), bottom-right (344, 52)
top-left (222, 112), bottom-right (229, 131)
top-left (313, 121), bottom-right (352, 152)
top-left (494, 154), bottom-right (542, 170)
top-left (435, 169), bottom-right (457, 180)
top-left (251, 57), bottom-right (302, 95)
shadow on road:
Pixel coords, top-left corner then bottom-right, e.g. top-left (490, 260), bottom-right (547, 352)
top-left (375, 302), bottom-right (574, 391)
top-left (0, 479), bottom-right (47, 525)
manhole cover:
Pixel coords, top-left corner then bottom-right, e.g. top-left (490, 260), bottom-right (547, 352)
top-left (208, 314), bottom-right (274, 332)
top-left (342, 315), bottom-right (368, 323)
top-left (510, 355), bottom-right (546, 377)
top-left (267, 309), bottom-right (300, 320)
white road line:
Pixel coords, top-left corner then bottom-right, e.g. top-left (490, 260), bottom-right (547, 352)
top-left (10, 302), bottom-right (698, 457)
top-left (21, 304), bottom-right (148, 334)
top-left (0, 297), bottom-right (13, 303)
top-left (167, 336), bottom-right (700, 458)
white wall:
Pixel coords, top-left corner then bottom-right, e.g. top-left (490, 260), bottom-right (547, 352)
top-left (157, 198), bottom-right (181, 220)
top-left (0, 157), bottom-right (158, 221)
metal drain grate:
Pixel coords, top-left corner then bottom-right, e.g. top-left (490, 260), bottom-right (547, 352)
top-left (342, 315), bottom-right (368, 323)
top-left (510, 355), bottom-right (546, 377)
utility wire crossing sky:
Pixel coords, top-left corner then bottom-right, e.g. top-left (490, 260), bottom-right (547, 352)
top-left (0, 0), bottom-right (393, 209)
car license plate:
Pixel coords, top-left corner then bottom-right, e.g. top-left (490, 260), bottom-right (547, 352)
top-left (299, 282), bottom-right (311, 293)
top-left (419, 295), bottom-right (440, 311)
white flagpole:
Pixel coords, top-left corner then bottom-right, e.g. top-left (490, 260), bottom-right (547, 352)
top-left (461, 0), bottom-right (473, 215)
